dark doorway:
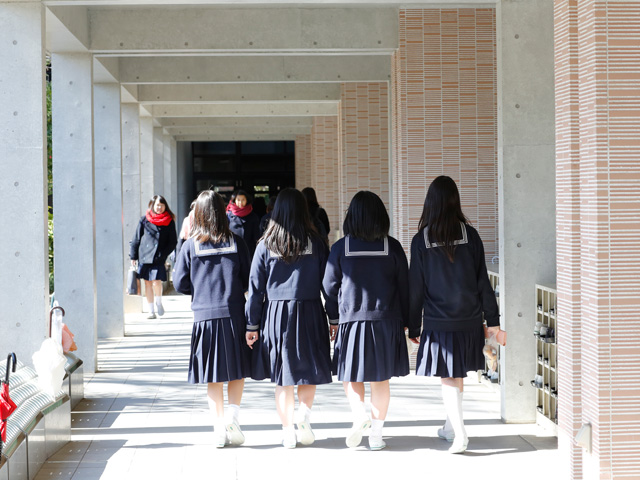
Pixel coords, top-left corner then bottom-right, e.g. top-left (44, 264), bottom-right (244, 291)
top-left (191, 141), bottom-right (295, 203)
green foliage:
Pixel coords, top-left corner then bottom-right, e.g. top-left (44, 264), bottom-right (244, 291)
top-left (47, 78), bottom-right (52, 196)
top-left (47, 62), bottom-right (54, 293)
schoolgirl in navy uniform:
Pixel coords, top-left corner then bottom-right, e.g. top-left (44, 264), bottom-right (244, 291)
top-left (245, 188), bottom-right (332, 449)
top-left (173, 190), bottom-right (252, 448)
top-left (323, 191), bottom-right (410, 450)
top-left (129, 195), bottom-right (177, 319)
top-left (408, 176), bottom-right (500, 454)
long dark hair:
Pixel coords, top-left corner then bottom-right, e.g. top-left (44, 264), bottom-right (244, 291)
top-left (148, 195), bottom-right (175, 221)
top-left (191, 190), bottom-right (231, 244)
top-left (343, 191), bottom-right (389, 242)
top-left (263, 188), bottom-right (319, 263)
top-left (301, 187), bottom-right (320, 217)
top-left (418, 176), bottom-right (469, 262)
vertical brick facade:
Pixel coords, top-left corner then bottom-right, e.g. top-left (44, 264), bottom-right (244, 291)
top-left (554, 1), bottom-right (583, 478)
top-left (340, 82), bottom-right (390, 219)
top-left (556, 1), bottom-right (640, 478)
top-left (310, 116), bottom-right (340, 242)
top-left (392, 9), bottom-right (498, 260)
top-left (295, 133), bottom-right (311, 190)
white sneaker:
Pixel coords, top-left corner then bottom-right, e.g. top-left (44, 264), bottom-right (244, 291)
top-left (296, 418), bottom-right (315, 446)
top-left (368, 434), bottom-right (386, 451)
top-left (437, 426), bottom-right (455, 442)
top-left (225, 420), bottom-right (245, 446)
top-left (282, 429), bottom-right (297, 449)
top-left (346, 416), bottom-right (371, 448)
top-left (147, 313), bottom-right (156, 320)
top-left (214, 431), bottom-right (229, 448)
top-left (156, 302), bottom-right (164, 317)
top-left (448, 436), bottom-right (469, 454)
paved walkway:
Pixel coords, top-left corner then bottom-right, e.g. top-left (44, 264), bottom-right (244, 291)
top-left (35, 295), bottom-right (559, 480)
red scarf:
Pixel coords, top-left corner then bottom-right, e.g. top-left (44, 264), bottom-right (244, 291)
top-left (146, 210), bottom-right (173, 226)
top-left (228, 203), bottom-right (253, 218)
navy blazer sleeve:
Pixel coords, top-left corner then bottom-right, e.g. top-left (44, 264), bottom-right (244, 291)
top-left (322, 241), bottom-right (341, 324)
top-left (160, 220), bottom-right (178, 263)
top-left (129, 217), bottom-right (144, 261)
top-left (246, 242), bottom-right (268, 331)
top-left (392, 239), bottom-right (411, 329)
top-left (408, 233), bottom-right (424, 339)
top-left (172, 239), bottom-right (192, 296)
top-left (471, 229), bottom-right (500, 327)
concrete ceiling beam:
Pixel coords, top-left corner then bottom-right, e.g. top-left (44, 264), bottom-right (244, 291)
top-left (138, 83), bottom-right (341, 103)
top-left (84, 7), bottom-right (398, 53)
top-left (117, 55), bottom-right (391, 84)
top-left (46, 6), bottom-right (90, 52)
top-left (166, 125), bottom-right (311, 135)
top-left (46, 1), bottom-right (496, 7)
top-left (151, 102), bottom-right (338, 117)
top-left (158, 117), bottom-right (314, 127)
top-left (176, 134), bottom-right (298, 142)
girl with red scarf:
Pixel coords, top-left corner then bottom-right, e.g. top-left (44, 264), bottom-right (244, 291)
top-left (130, 195), bottom-right (178, 318)
top-left (227, 190), bottom-right (260, 259)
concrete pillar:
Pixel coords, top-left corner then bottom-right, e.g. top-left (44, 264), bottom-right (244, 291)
top-left (0, 3), bottom-right (49, 363)
top-left (170, 137), bottom-right (178, 217)
top-left (163, 133), bottom-right (172, 208)
top-left (139, 115), bottom-right (154, 211)
top-left (496, 0), bottom-right (556, 422)
top-left (51, 53), bottom-right (98, 373)
top-left (121, 103), bottom-right (142, 314)
top-left (153, 126), bottom-right (165, 197)
top-left (93, 83), bottom-right (124, 338)
top-left (176, 141), bottom-right (194, 228)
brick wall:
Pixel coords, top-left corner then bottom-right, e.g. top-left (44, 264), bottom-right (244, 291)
top-left (392, 8), bottom-right (498, 260)
top-left (555, 1), bottom-right (640, 478)
top-left (310, 117), bottom-right (340, 243)
top-left (295, 134), bottom-right (311, 190)
top-left (339, 82), bottom-right (390, 220)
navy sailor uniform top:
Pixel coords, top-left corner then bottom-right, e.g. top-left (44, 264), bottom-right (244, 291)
top-left (173, 233), bottom-right (250, 323)
top-left (408, 222), bottom-right (499, 338)
top-left (322, 235), bottom-right (410, 326)
top-left (246, 237), bottom-right (329, 331)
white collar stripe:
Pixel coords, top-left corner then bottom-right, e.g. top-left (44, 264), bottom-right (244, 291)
top-left (424, 222), bottom-right (468, 249)
top-left (194, 236), bottom-right (237, 256)
top-left (345, 236), bottom-right (389, 257)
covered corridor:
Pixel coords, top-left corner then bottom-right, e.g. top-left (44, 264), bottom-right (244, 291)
top-left (37, 295), bottom-right (557, 480)
top-left (1, 1), bottom-right (640, 479)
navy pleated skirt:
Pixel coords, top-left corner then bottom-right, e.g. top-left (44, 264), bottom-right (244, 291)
top-left (251, 299), bottom-right (332, 387)
top-left (333, 318), bottom-right (409, 382)
top-left (137, 263), bottom-right (167, 281)
top-left (414, 323), bottom-right (485, 378)
top-left (188, 315), bottom-right (251, 384)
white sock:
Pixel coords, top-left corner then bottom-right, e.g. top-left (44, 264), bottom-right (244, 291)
top-left (297, 403), bottom-right (311, 422)
top-left (214, 418), bottom-right (225, 434)
top-left (227, 404), bottom-right (240, 423)
top-left (441, 384), bottom-right (467, 443)
top-left (442, 416), bottom-right (453, 433)
top-left (283, 425), bottom-right (295, 435)
top-left (349, 397), bottom-right (367, 420)
top-left (371, 419), bottom-right (384, 437)
top-left (154, 296), bottom-right (162, 306)
top-left (147, 302), bottom-right (155, 313)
